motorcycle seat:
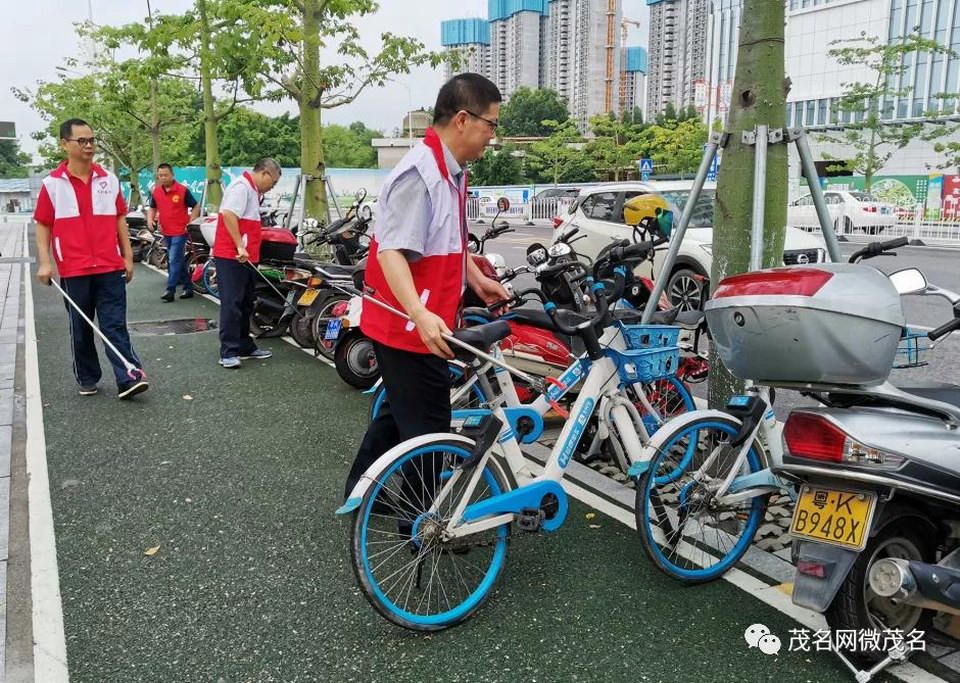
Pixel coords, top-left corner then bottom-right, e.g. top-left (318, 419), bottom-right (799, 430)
top-left (452, 321), bottom-right (512, 361)
top-left (895, 381), bottom-right (960, 410)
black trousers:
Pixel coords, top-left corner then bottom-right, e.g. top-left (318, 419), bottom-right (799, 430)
top-left (214, 257), bottom-right (258, 359)
top-left (344, 341), bottom-right (451, 500)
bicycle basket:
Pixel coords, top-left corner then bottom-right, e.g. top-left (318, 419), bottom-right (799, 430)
top-left (614, 322), bottom-right (681, 350)
top-left (605, 346), bottom-right (680, 384)
top-left (893, 328), bottom-right (930, 369)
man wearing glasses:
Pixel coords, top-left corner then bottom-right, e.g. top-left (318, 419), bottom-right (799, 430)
top-left (33, 118), bottom-right (148, 399)
top-left (213, 158), bottom-right (281, 368)
top-left (344, 73), bottom-right (510, 512)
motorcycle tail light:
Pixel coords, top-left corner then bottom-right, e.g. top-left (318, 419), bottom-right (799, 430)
top-left (307, 276), bottom-right (323, 287)
top-left (784, 412), bottom-right (905, 469)
top-left (797, 560), bottom-right (827, 578)
top-left (284, 267), bottom-right (310, 281)
top-left (783, 413), bottom-right (845, 462)
top-left (332, 301), bottom-right (350, 317)
top-left (552, 216), bottom-right (564, 229)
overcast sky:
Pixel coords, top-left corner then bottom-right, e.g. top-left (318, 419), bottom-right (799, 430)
top-left (0, 0), bottom-right (647, 160)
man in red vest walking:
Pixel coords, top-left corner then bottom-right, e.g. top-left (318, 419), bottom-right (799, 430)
top-left (343, 73), bottom-right (509, 506)
top-left (34, 118), bottom-right (148, 399)
top-left (147, 163), bottom-right (201, 301)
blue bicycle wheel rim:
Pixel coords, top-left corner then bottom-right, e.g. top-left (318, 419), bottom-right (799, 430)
top-left (358, 443), bottom-right (508, 626)
top-left (642, 420), bottom-right (764, 581)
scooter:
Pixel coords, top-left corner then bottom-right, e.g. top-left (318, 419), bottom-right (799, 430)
top-left (764, 242), bottom-right (960, 678)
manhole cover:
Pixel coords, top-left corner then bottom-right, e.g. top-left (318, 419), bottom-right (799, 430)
top-left (128, 318), bottom-right (218, 336)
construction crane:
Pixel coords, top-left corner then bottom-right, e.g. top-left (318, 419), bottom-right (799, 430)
top-left (620, 18), bottom-right (642, 115)
top-left (604, 0), bottom-right (618, 112)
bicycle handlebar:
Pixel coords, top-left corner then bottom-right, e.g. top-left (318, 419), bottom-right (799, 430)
top-left (544, 270), bottom-right (624, 336)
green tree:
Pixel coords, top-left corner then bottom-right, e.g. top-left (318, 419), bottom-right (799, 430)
top-left (15, 68), bottom-right (169, 206)
top-left (931, 139), bottom-right (960, 174)
top-left (322, 123), bottom-right (380, 168)
top-left (708, 0), bottom-right (789, 407)
top-left (0, 140), bottom-right (31, 178)
top-left (820, 30), bottom-right (957, 192)
top-left (245, 0), bottom-right (441, 224)
top-left (656, 102), bottom-right (678, 126)
top-left (621, 106), bottom-right (644, 127)
top-left (588, 113), bottom-right (635, 181)
top-left (98, 0), bottom-right (276, 209)
top-left (525, 120), bottom-right (595, 184)
top-left (499, 87), bottom-right (570, 137)
top-left (646, 119), bottom-right (708, 174)
top-left (468, 143), bottom-right (525, 186)
top-left (213, 108), bottom-right (301, 167)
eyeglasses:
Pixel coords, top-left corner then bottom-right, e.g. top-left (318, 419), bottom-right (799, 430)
top-left (464, 110), bottom-right (499, 132)
top-left (65, 137), bottom-right (97, 147)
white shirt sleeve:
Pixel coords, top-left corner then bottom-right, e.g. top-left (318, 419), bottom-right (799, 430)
top-left (219, 181), bottom-right (248, 217)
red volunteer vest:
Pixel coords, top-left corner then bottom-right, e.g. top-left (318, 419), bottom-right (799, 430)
top-left (152, 181), bottom-right (190, 236)
top-left (213, 172), bottom-right (263, 263)
top-left (41, 162), bottom-right (126, 278)
top-left (361, 128), bottom-right (468, 354)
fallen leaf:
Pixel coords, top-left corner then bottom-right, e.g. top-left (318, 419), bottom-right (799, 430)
top-left (585, 512), bottom-right (596, 520)
top-left (588, 524), bottom-right (601, 529)
top-left (144, 545), bottom-right (161, 556)
top-left (183, 395), bottom-right (193, 401)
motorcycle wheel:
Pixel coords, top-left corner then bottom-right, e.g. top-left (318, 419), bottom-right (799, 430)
top-left (825, 521), bottom-right (934, 666)
top-left (202, 260), bottom-right (219, 298)
top-left (149, 246), bottom-right (168, 269)
top-left (335, 331), bottom-right (379, 389)
top-left (250, 303), bottom-right (282, 338)
top-left (288, 311), bottom-right (314, 349)
top-left (309, 293), bottom-right (351, 361)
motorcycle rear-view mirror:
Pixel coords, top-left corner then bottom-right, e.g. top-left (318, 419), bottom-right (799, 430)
top-left (355, 188), bottom-right (367, 204)
top-left (889, 268), bottom-right (927, 295)
top-left (497, 197), bottom-right (510, 213)
top-left (360, 205), bottom-right (373, 222)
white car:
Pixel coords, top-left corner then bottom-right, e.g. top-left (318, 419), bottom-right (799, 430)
top-left (552, 181), bottom-right (829, 311)
top-left (787, 190), bottom-right (897, 236)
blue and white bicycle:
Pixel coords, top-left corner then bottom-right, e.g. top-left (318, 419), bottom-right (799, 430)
top-left (337, 242), bottom-right (692, 630)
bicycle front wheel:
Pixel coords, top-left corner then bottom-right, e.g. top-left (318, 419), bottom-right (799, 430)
top-left (350, 440), bottom-right (510, 630)
top-left (635, 416), bottom-right (767, 584)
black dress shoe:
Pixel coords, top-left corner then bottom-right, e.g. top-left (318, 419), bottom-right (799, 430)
top-left (160, 291), bottom-right (175, 302)
top-left (180, 290), bottom-right (194, 299)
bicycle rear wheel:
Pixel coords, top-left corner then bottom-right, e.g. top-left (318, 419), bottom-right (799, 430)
top-left (350, 440), bottom-right (510, 630)
top-left (635, 416), bottom-right (767, 583)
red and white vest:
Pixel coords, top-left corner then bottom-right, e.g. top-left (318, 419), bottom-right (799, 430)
top-left (152, 181), bottom-right (190, 237)
top-left (41, 163), bottom-right (125, 278)
top-left (361, 128), bottom-right (468, 354)
top-left (214, 172), bottom-right (263, 263)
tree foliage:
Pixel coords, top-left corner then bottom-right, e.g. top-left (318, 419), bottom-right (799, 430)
top-left (499, 87), bottom-right (570, 137)
top-left (0, 140), bottom-right (31, 178)
top-left (820, 30), bottom-right (957, 191)
top-left (525, 120), bottom-right (594, 184)
top-left (468, 143), bottom-right (525, 186)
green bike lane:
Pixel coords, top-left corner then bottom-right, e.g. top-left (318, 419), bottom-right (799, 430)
top-left (30, 260), bottom-right (868, 682)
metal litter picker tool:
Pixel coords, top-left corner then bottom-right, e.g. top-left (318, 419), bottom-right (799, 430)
top-left (48, 278), bottom-right (145, 381)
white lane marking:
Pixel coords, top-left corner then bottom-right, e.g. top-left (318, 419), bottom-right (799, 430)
top-left (522, 455), bottom-right (947, 683)
top-left (22, 221), bottom-right (70, 681)
top-left (140, 261), bottom-right (336, 368)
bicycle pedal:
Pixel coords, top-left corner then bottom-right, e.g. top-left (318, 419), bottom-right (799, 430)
top-left (517, 507), bottom-right (545, 532)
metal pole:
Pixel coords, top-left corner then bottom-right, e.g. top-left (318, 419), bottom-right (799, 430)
top-left (790, 127), bottom-right (843, 262)
top-left (641, 131), bottom-right (723, 324)
top-left (749, 125), bottom-right (768, 271)
top-left (284, 173), bottom-right (302, 230)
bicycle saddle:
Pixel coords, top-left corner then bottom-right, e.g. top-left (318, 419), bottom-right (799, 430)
top-left (451, 321), bottom-right (512, 361)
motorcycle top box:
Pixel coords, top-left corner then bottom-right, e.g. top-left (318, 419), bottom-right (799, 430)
top-left (704, 264), bottom-right (904, 387)
top-left (259, 227), bottom-right (298, 262)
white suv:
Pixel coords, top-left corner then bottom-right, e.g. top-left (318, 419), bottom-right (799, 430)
top-left (552, 181), bottom-right (829, 311)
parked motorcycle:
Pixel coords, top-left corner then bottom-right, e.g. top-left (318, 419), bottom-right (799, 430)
top-left (757, 238), bottom-right (960, 673)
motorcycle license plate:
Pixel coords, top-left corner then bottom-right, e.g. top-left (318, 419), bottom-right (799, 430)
top-left (298, 289), bottom-right (320, 307)
top-left (324, 318), bottom-right (343, 341)
top-left (789, 487), bottom-right (877, 551)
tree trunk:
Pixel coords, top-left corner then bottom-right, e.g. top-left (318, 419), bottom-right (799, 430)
top-left (708, 0), bottom-right (788, 409)
top-left (300, 0), bottom-right (329, 224)
top-left (149, 80), bottom-right (161, 170)
top-left (198, 0), bottom-right (222, 211)
top-left (128, 166), bottom-right (142, 207)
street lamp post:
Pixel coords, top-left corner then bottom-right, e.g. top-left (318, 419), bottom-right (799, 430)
top-left (390, 79), bottom-right (414, 144)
